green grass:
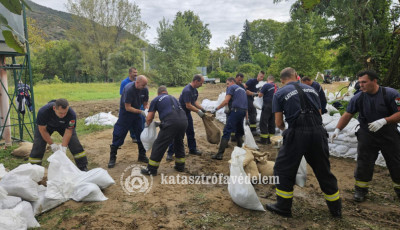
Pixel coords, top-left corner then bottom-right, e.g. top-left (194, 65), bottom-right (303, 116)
top-left (0, 145), bottom-right (26, 170)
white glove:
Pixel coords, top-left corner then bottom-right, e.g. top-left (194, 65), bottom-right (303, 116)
top-left (210, 109), bottom-right (216, 114)
top-left (140, 110), bottom-right (146, 117)
top-left (330, 128), bottom-right (340, 143)
top-left (60, 146), bottom-right (67, 153)
top-left (368, 118), bottom-right (387, 132)
top-left (50, 143), bottom-right (60, 152)
top-left (197, 110), bottom-right (205, 118)
top-left (145, 122), bottom-right (149, 128)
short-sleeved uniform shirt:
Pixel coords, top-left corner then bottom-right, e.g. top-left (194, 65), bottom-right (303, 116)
top-left (120, 76), bottom-right (133, 95)
top-left (346, 86), bottom-right (400, 124)
top-left (245, 78), bottom-right (259, 93)
top-left (311, 81), bottom-right (327, 107)
top-left (36, 102), bottom-right (76, 130)
top-left (260, 83), bottom-right (278, 104)
top-left (228, 83), bottom-right (246, 109)
top-left (149, 93), bottom-right (181, 121)
top-left (272, 82), bottom-right (321, 124)
top-left (227, 84), bottom-right (248, 110)
top-left (120, 82), bottom-right (149, 112)
top-left (179, 84), bottom-right (198, 112)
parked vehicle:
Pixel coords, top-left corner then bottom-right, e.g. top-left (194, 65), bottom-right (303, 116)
top-left (203, 76), bottom-right (216, 84)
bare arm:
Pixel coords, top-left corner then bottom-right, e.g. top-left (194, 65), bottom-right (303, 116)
top-left (62, 128), bottom-right (73, 147)
top-left (258, 92), bottom-right (264, 98)
top-left (385, 111), bottom-right (400, 124)
top-left (216, 95), bottom-right (232, 110)
top-left (194, 101), bottom-right (204, 111)
top-left (275, 112), bottom-right (285, 130)
top-left (38, 125), bottom-right (53, 145)
top-left (336, 112), bottom-right (354, 130)
top-left (146, 111), bottom-right (155, 126)
top-left (143, 101), bottom-right (149, 110)
top-left (125, 103), bottom-right (142, 114)
top-left (186, 102), bottom-right (200, 113)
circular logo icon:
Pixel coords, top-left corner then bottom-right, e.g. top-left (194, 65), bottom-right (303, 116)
top-left (120, 164), bottom-right (153, 195)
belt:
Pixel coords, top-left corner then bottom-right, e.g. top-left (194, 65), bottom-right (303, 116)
top-left (232, 108), bottom-right (247, 112)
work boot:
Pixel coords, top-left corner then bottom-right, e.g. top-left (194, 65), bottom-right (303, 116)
top-left (131, 138), bottom-right (137, 143)
top-left (230, 135), bottom-right (237, 142)
top-left (141, 165), bottom-right (158, 176)
top-left (108, 145), bottom-right (119, 168)
top-left (166, 154), bottom-right (173, 161)
top-left (212, 138), bottom-right (229, 160)
top-left (138, 142), bottom-right (149, 163)
top-left (326, 198), bottom-right (342, 218)
top-left (266, 137), bottom-right (271, 144)
top-left (236, 136), bottom-right (244, 148)
top-left (174, 162), bottom-right (185, 172)
top-left (257, 137), bottom-right (267, 145)
top-left (78, 166), bottom-right (88, 172)
top-left (266, 196), bottom-right (293, 217)
top-left (189, 149), bottom-right (202, 156)
top-left (354, 186), bottom-right (368, 202)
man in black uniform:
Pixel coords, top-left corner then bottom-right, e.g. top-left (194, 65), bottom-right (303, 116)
top-left (244, 71), bottom-right (265, 134)
top-left (267, 67), bottom-right (341, 218)
top-left (108, 75), bottom-right (149, 168)
top-left (332, 69), bottom-right (400, 202)
top-left (29, 99), bottom-right (88, 171)
top-left (166, 74), bottom-right (206, 160)
top-left (227, 73), bottom-right (246, 142)
top-left (210, 77), bottom-right (248, 159)
top-left (301, 76), bottom-right (328, 114)
top-left (141, 86), bottom-right (188, 175)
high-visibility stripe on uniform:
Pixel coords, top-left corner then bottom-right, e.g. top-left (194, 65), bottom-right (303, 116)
top-left (250, 124), bottom-right (257, 128)
top-left (149, 159), bottom-right (160, 167)
top-left (29, 157), bottom-right (42, 164)
top-left (175, 157), bottom-right (185, 163)
top-left (324, 191), bottom-right (340, 202)
top-left (231, 133), bottom-right (235, 136)
top-left (355, 180), bottom-right (369, 188)
top-left (73, 151), bottom-right (86, 159)
top-left (393, 182), bottom-right (400, 189)
top-left (260, 134), bottom-right (269, 138)
top-left (276, 188), bottom-right (293, 199)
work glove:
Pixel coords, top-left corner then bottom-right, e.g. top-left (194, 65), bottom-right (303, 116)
top-left (252, 92), bottom-right (259, 97)
top-left (50, 143), bottom-right (60, 152)
top-left (201, 108), bottom-right (206, 113)
top-left (197, 110), bottom-right (205, 118)
top-left (368, 118), bottom-right (387, 132)
top-left (145, 123), bottom-right (149, 128)
top-left (330, 128), bottom-right (340, 143)
top-left (210, 109), bottom-right (216, 114)
top-left (140, 110), bottom-right (146, 117)
top-left (60, 146), bottom-right (67, 153)
top-left (245, 119), bottom-right (250, 126)
top-left (154, 121), bottom-right (161, 127)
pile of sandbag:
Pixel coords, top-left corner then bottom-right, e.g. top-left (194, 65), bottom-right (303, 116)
top-left (84, 112), bottom-right (118, 126)
top-left (242, 147), bottom-right (274, 181)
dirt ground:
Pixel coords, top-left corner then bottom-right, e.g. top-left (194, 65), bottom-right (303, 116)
top-left (37, 82), bottom-right (400, 229)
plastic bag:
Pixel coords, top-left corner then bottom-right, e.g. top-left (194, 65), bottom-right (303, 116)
top-left (228, 147), bottom-right (265, 211)
top-left (12, 201), bottom-right (40, 228)
top-left (295, 156), bottom-right (307, 187)
top-left (31, 185), bottom-right (69, 216)
top-left (253, 97), bottom-right (263, 110)
top-left (243, 124), bottom-right (259, 149)
top-left (72, 183), bottom-right (108, 202)
top-left (0, 209), bottom-right (27, 230)
top-left (140, 121), bottom-right (157, 151)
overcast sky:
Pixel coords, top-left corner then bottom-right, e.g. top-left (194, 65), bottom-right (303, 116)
top-left (30, 0), bottom-right (295, 49)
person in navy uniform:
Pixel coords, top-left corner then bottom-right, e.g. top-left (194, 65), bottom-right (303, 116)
top-left (210, 77), bottom-right (248, 160)
top-left (267, 67), bottom-right (341, 218)
top-left (29, 98), bottom-right (88, 171)
top-left (301, 76), bottom-right (328, 114)
top-left (108, 75), bottom-right (149, 168)
top-left (141, 86), bottom-right (188, 175)
top-left (332, 69), bottom-right (400, 202)
top-left (257, 75), bottom-right (279, 144)
top-left (166, 74), bottom-right (206, 160)
top-left (227, 73), bottom-right (246, 142)
top-left (244, 71), bottom-right (265, 134)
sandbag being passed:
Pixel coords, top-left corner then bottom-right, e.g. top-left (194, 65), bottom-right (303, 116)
top-left (202, 114), bottom-right (221, 144)
top-left (140, 121), bottom-right (157, 151)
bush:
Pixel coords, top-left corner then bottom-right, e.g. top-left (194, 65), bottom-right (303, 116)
top-left (209, 70), bottom-right (232, 82)
top-left (236, 63), bottom-right (261, 80)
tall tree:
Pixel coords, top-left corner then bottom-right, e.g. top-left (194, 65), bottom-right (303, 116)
top-left (238, 20), bottom-right (252, 63)
top-left (249, 19), bottom-right (285, 56)
top-left (224, 35), bottom-right (239, 60)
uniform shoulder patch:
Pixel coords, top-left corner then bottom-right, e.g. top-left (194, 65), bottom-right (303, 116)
top-left (69, 120), bottom-right (76, 127)
top-left (396, 98), bottom-right (400, 111)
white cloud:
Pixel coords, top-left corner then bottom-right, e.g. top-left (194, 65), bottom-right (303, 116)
top-left (30, 0), bottom-right (295, 49)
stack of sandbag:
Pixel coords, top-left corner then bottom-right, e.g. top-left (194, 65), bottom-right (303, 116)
top-left (202, 114), bottom-right (221, 144)
top-left (11, 142), bottom-right (33, 158)
top-left (242, 147), bottom-right (275, 183)
top-left (84, 112), bottom-right (118, 126)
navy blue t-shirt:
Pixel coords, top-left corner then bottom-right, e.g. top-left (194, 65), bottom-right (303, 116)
top-left (36, 102), bottom-right (76, 129)
top-left (346, 86), bottom-right (400, 124)
top-left (260, 83), bottom-right (278, 104)
top-left (120, 82), bottom-right (149, 112)
top-left (149, 94), bottom-right (181, 121)
top-left (272, 82), bottom-right (321, 124)
top-left (179, 84), bottom-right (198, 112)
top-left (227, 84), bottom-right (248, 110)
top-left (311, 81), bottom-right (327, 112)
top-left (245, 78), bottom-right (259, 93)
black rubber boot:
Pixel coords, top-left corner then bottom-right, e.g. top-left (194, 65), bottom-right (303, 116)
top-left (174, 162), bottom-right (185, 172)
top-left (230, 135), bottom-right (237, 142)
top-left (212, 138), bottom-right (229, 160)
top-left (326, 198), bottom-right (342, 218)
top-left (189, 149), bottom-right (202, 155)
top-left (354, 186), bottom-right (368, 202)
top-left (141, 165), bottom-right (158, 176)
top-left (137, 142), bottom-right (149, 163)
top-left (266, 196), bottom-right (293, 217)
top-left (78, 166), bottom-right (88, 172)
top-left (266, 137), bottom-right (271, 144)
top-left (108, 145), bottom-right (119, 168)
top-left (236, 136), bottom-right (244, 148)
top-left (257, 137), bottom-right (267, 145)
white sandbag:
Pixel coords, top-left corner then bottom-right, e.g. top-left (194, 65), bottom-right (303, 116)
top-left (228, 147), bottom-right (265, 211)
top-left (0, 209), bottom-right (27, 230)
top-left (72, 183), bottom-right (107, 202)
top-left (326, 104), bottom-right (338, 114)
top-left (328, 143), bottom-right (337, 149)
top-left (244, 124), bottom-right (259, 150)
top-left (296, 157), bottom-right (307, 187)
top-left (343, 148), bottom-right (357, 159)
top-left (375, 153), bottom-right (386, 167)
top-left (322, 113), bottom-right (333, 126)
top-left (324, 117), bottom-right (339, 132)
top-left (0, 164), bottom-right (44, 201)
top-left (334, 145), bottom-right (350, 155)
top-left (0, 196), bottom-right (21, 209)
top-left (140, 121), bottom-right (157, 151)
top-left (0, 186), bottom-right (7, 200)
top-left (253, 97), bottom-right (263, 110)
top-left (75, 168), bottom-right (115, 189)
top-left (12, 201), bottom-right (40, 228)
top-left (31, 185), bottom-right (68, 216)
top-left (84, 112), bottom-right (118, 126)
top-left (0, 164), bottom-right (7, 179)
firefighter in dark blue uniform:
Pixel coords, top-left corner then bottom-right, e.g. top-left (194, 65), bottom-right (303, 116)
top-left (108, 75), bottom-right (149, 168)
top-left (244, 71), bottom-right (265, 134)
top-left (301, 76), bottom-right (328, 114)
top-left (141, 86), bottom-right (188, 175)
top-left (166, 74), bottom-right (206, 160)
top-left (210, 77), bottom-right (248, 160)
top-left (257, 75), bottom-right (279, 144)
top-left (332, 69), bottom-right (400, 202)
top-left (267, 67), bottom-right (341, 218)
top-left (227, 73), bottom-right (246, 142)
top-left (29, 99), bottom-right (88, 171)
